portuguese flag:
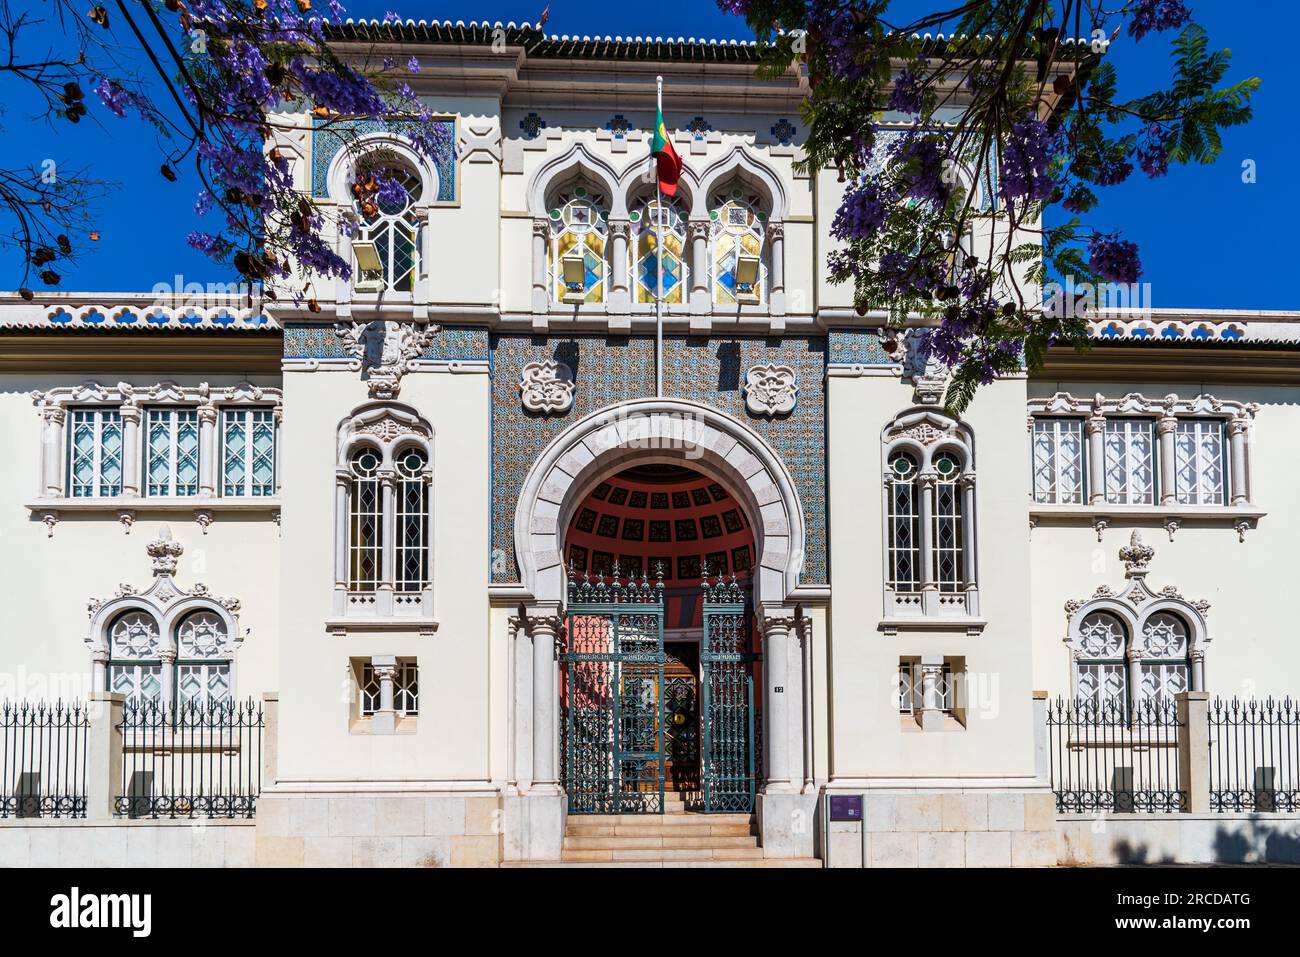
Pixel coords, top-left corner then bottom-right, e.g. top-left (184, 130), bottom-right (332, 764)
top-left (652, 98), bottom-right (683, 197)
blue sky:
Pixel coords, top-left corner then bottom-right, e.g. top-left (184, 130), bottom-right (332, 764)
top-left (3, 0), bottom-right (1292, 310)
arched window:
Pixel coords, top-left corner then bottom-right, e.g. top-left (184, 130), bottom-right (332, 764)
top-left (629, 194), bottom-right (688, 304)
top-left (709, 187), bottom-right (767, 305)
top-left (395, 446), bottom-right (429, 593)
top-left (1139, 612), bottom-right (1190, 702)
top-left (354, 154), bottom-right (423, 293)
top-left (348, 447), bottom-right (384, 592)
top-left (334, 404), bottom-right (434, 626)
top-left (175, 611), bottom-right (233, 709)
top-left (107, 610), bottom-right (163, 704)
top-left (881, 410), bottom-right (978, 629)
top-left (1075, 611), bottom-right (1129, 711)
top-left (549, 183), bottom-right (608, 304)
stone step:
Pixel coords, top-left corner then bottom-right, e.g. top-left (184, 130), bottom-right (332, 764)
top-left (568, 812), bottom-right (754, 827)
top-left (564, 834), bottom-right (759, 850)
top-left (504, 858), bottom-right (822, 869)
top-left (565, 823), bottom-right (755, 839)
top-left (561, 845), bottom-right (766, 862)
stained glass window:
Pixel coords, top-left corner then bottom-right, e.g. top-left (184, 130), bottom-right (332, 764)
top-left (395, 447), bottom-right (429, 592)
top-left (348, 448), bottom-right (383, 591)
top-left (1104, 419), bottom-right (1156, 505)
top-left (549, 184), bottom-right (608, 303)
top-left (932, 454), bottom-right (964, 593)
top-left (709, 187), bottom-right (767, 305)
top-left (1174, 420), bottom-right (1227, 505)
top-left (145, 407), bottom-right (200, 497)
top-left (221, 407), bottom-right (276, 497)
top-left (1031, 418), bottom-right (1084, 504)
top-left (68, 408), bottom-right (124, 498)
top-left (630, 195), bottom-right (687, 304)
top-left (356, 159), bottom-right (423, 293)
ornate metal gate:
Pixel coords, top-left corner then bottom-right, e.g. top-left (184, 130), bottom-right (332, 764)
top-left (701, 574), bottom-right (757, 813)
top-left (561, 566), bottom-right (666, 815)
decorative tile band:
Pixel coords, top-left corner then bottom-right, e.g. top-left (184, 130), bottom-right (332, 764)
top-left (282, 322), bottom-right (489, 361)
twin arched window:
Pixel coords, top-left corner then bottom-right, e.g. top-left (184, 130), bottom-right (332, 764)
top-left (1075, 610), bottom-right (1193, 712)
top-left (106, 608), bottom-right (232, 708)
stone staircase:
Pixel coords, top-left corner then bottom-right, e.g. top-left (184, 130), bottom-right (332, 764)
top-left (507, 799), bottom-right (821, 868)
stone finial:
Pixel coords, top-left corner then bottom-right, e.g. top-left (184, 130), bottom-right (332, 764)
top-left (147, 524), bottom-right (184, 576)
top-left (1118, 529), bottom-right (1155, 577)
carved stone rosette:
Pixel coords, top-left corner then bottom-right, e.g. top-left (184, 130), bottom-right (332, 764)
top-left (336, 320), bottom-right (438, 400)
top-left (742, 363), bottom-right (798, 417)
top-left (519, 359), bottom-right (576, 415)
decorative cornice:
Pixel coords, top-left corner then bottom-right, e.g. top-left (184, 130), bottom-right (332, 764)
top-left (1028, 390), bottom-right (1259, 422)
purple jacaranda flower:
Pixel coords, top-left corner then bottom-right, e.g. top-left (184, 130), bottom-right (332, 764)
top-left (1136, 123), bottom-right (1174, 177)
top-left (1088, 232), bottom-right (1143, 283)
top-left (1128, 0), bottom-right (1193, 41)
top-left (999, 117), bottom-right (1056, 203)
top-left (831, 183), bottom-right (889, 242)
top-left (888, 61), bottom-right (925, 116)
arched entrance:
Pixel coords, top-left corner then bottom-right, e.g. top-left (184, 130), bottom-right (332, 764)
top-left (560, 464), bottom-right (760, 813)
top-left (513, 398), bottom-right (807, 817)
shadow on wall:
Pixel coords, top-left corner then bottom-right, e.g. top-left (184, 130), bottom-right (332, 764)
top-left (1068, 816), bottom-right (1300, 866)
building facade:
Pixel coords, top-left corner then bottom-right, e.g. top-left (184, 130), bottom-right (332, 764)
top-left (1, 22), bottom-right (1297, 868)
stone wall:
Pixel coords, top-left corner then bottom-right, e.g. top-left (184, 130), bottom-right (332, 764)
top-left (0, 819), bottom-right (254, 867)
top-left (252, 791), bottom-right (501, 867)
top-left (825, 790), bottom-right (1058, 868)
top-left (1056, 814), bottom-right (1300, 865)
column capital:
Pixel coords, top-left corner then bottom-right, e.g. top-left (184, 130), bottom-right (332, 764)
top-left (1157, 414), bottom-right (1179, 435)
top-left (1086, 411), bottom-right (1106, 434)
top-left (532, 216), bottom-right (551, 239)
top-left (688, 219), bottom-right (711, 241)
top-left (607, 219), bottom-right (631, 240)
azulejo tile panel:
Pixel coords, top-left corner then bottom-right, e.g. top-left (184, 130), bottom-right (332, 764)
top-left (491, 334), bottom-right (827, 585)
top-left (283, 322), bottom-right (488, 361)
top-left (827, 328), bottom-right (898, 367)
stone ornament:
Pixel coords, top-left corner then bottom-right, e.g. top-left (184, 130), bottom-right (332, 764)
top-left (519, 359), bottom-right (576, 415)
top-left (336, 319), bottom-right (438, 400)
top-left (743, 363), bottom-right (798, 417)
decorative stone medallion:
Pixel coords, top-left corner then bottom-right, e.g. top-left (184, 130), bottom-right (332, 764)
top-left (519, 359), bottom-right (576, 415)
top-left (743, 364), bottom-right (798, 417)
top-left (336, 320), bottom-right (437, 399)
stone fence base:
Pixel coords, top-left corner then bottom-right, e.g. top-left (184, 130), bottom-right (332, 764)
top-left (0, 818), bottom-right (255, 867)
top-left (1057, 813), bottom-right (1300, 865)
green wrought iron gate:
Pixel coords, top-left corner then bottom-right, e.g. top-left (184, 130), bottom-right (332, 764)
top-left (701, 575), bottom-right (757, 813)
top-left (561, 567), bottom-right (667, 815)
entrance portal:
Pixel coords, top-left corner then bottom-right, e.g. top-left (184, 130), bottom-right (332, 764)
top-left (559, 465), bottom-right (759, 814)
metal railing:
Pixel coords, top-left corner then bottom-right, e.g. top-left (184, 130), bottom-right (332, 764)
top-left (1047, 696), bottom-right (1187, 813)
top-left (1209, 696), bottom-right (1300, 813)
top-left (0, 700), bottom-right (90, 818)
top-left (117, 697), bottom-right (263, 819)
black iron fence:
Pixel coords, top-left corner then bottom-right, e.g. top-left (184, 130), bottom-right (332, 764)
top-left (1046, 697), bottom-right (1186, 813)
top-left (117, 698), bottom-right (264, 819)
top-left (1209, 696), bottom-right (1300, 813)
top-left (0, 700), bottom-right (90, 818)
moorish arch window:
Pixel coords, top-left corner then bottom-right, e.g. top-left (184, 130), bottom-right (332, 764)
top-left (880, 409), bottom-right (979, 630)
top-left (709, 186), bottom-right (768, 305)
top-left (1066, 531), bottom-right (1207, 715)
top-left (629, 193), bottom-right (689, 305)
top-left (175, 610), bottom-right (233, 709)
top-left (332, 403), bottom-right (435, 628)
top-left (354, 153), bottom-right (424, 294)
top-left (549, 183), bottom-right (609, 304)
top-left (107, 610), bottom-right (165, 704)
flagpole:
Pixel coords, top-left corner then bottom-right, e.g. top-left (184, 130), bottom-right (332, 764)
top-left (655, 74), bottom-right (664, 399)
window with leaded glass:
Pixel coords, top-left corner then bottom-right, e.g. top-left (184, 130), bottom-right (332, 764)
top-left (1031, 418), bottom-right (1085, 504)
top-left (897, 660), bottom-right (954, 714)
top-left (1074, 611), bottom-right (1128, 712)
top-left (348, 448), bottom-right (383, 591)
top-left (221, 407), bottom-right (276, 497)
top-left (549, 184), bottom-right (608, 303)
top-left (106, 610), bottom-right (163, 705)
top-left (1174, 419), bottom-right (1227, 505)
top-left (175, 611), bottom-right (233, 710)
top-left (395, 447), bottom-right (429, 592)
top-left (1139, 612), bottom-right (1190, 703)
top-left (145, 407), bottom-right (200, 497)
top-left (1103, 419), bottom-right (1156, 505)
top-left (356, 159), bottom-right (423, 293)
top-left (886, 452), bottom-right (920, 592)
top-left (395, 661), bottom-right (418, 715)
top-left (931, 452), bottom-right (964, 592)
top-left (709, 187), bottom-right (767, 305)
top-left (630, 195), bottom-right (688, 304)
top-left (68, 408), bottom-right (124, 498)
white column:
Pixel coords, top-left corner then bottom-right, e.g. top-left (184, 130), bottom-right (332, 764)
top-left (528, 609), bottom-right (561, 793)
top-left (1228, 416), bottom-right (1249, 504)
top-left (531, 218), bottom-right (550, 314)
top-left (371, 655), bottom-right (398, 735)
top-left (335, 208), bottom-right (357, 314)
top-left (1191, 649), bottom-right (1205, 692)
top-left (798, 616), bottom-right (814, 790)
top-left (413, 206), bottom-right (431, 317)
top-left (378, 468), bottom-right (396, 615)
top-left (959, 473), bottom-right (977, 604)
top-left (761, 609), bottom-right (796, 793)
top-left (40, 406), bottom-right (66, 497)
top-left (917, 473), bottom-right (936, 614)
top-left (159, 650), bottom-right (176, 711)
top-left (120, 404), bottom-right (141, 498)
top-left (1127, 649), bottom-right (1145, 718)
top-left (918, 655), bottom-right (946, 732)
top-left (333, 471), bottom-right (350, 592)
top-left (91, 650), bottom-right (108, 693)
top-left (608, 220), bottom-right (630, 312)
top-left (1086, 412), bottom-right (1106, 504)
top-left (766, 221), bottom-right (786, 315)
top-left (689, 220), bottom-right (710, 314)
top-left (197, 403), bottom-right (218, 497)
top-left (273, 407), bottom-right (284, 494)
top-left (1157, 415), bottom-right (1178, 505)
